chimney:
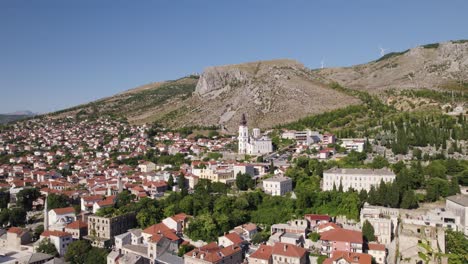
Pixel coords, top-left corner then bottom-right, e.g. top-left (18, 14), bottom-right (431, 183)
top-left (283, 244), bottom-right (287, 251)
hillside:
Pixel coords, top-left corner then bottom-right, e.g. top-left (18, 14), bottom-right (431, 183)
top-left (48, 60), bottom-right (361, 132)
top-left (45, 40), bottom-right (468, 131)
top-left (316, 40), bottom-right (468, 93)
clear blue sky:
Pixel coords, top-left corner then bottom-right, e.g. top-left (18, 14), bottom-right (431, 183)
top-left (1, 0), bottom-right (467, 114)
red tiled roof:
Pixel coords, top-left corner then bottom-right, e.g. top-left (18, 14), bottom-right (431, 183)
top-left (223, 232), bottom-right (243, 245)
top-left (323, 251), bottom-right (372, 264)
top-left (41, 230), bottom-right (72, 238)
top-left (65, 220), bottom-right (88, 229)
top-left (305, 214), bottom-right (331, 221)
top-left (320, 228), bottom-right (363, 244)
top-left (185, 242), bottom-right (241, 263)
top-left (7, 227), bottom-right (24, 235)
top-left (52, 207), bottom-right (75, 215)
top-left (143, 223), bottom-right (179, 241)
top-left (172, 213), bottom-right (188, 222)
top-left (368, 243), bottom-right (386, 251)
top-left (249, 244), bottom-right (273, 260)
top-left (272, 242), bottom-right (307, 258)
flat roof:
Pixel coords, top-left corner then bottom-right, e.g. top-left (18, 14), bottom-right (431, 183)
top-left (324, 168), bottom-right (395, 176)
top-left (447, 195), bottom-right (468, 207)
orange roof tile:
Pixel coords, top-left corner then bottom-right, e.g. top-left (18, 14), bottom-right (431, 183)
top-left (320, 228), bottom-right (363, 244)
top-left (65, 220), bottom-right (88, 229)
top-left (249, 244), bottom-right (273, 260)
top-left (41, 230), bottom-right (72, 238)
top-left (52, 207), bottom-right (75, 215)
top-left (272, 242), bottom-right (307, 258)
top-left (324, 251), bottom-right (372, 264)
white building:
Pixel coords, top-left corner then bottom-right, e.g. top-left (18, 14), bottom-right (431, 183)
top-left (263, 176), bottom-right (293, 196)
top-left (446, 195), bottom-right (468, 235)
top-left (48, 207), bottom-right (76, 231)
top-left (341, 138), bottom-right (366, 152)
top-left (281, 130), bottom-right (321, 145)
top-left (38, 230), bottom-right (73, 256)
top-left (238, 114), bottom-right (273, 155)
top-left (323, 168), bottom-right (396, 192)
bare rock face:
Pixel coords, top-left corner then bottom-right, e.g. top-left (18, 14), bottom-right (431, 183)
top-left (317, 41), bottom-right (468, 93)
top-left (175, 59), bottom-right (361, 131)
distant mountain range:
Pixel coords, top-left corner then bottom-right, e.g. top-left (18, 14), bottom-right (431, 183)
top-left (0, 111), bottom-right (36, 124)
top-left (44, 40), bottom-right (468, 130)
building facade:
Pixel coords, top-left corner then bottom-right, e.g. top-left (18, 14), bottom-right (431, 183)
top-left (263, 176), bottom-right (293, 196)
top-left (323, 168), bottom-right (396, 192)
top-left (238, 114), bottom-right (273, 155)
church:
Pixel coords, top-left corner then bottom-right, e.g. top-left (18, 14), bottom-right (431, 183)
top-left (238, 114), bottom-right (273, 155)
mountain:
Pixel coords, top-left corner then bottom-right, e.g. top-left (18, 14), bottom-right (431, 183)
top-left (0, 111), bottom-right (36, 124)
top-left (45, 40), bottom-right (468, 131)
top-left (5, 110), bottom-right (36, 116)
top-left (316, 40), bottom-right (468, 93)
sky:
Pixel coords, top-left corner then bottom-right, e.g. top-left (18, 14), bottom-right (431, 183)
top-left (1, 0), bottom-right (468, 114)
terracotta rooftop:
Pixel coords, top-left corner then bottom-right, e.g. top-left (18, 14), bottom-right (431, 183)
top-left (320, 228), bottom-right (363, 244)
top-left (51, 207), bottom-right (75, 215)
top-left (249, 244), bottom-right (273, 260)
top-left (41, 230), bottom-right (72, 238)
top-left (272, 242), bottom-right (307, 258)
top-left (65, 220), bottom-right (88, 229)
top-left (323, 251), bottom-right (372, 264)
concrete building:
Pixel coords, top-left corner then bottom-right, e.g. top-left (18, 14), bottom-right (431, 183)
top-left (402, 208), bottom-right (461, 232)
top-left (398, 224), bottom-right (445, 264)
top-left (238, 114), bottom-right (273, 155)
top-left (233, 163), bottom-right (255, 177)
top-left (323, 251), bottom-right (372, 264)
top-left (65, 220), bottom-right (88, 240)
top-left (138, 161), bottom-right (156, 173)
top-left (360, 207), bottom-right (393, 245)
top-left (320, 228), bottom-right (363, 257)
top-left (38, 230), bottom-right (72, 256)
top-left (271, 242), bottom-right (307, 264)
top-left (445, 195), bottom-right (468, 235)
top-left (263, 176), bottom-right (292, 196)
top-left (86, 212), bottom-right (136, 248)
top-left (340, 139), bottom-right (366, 153)
top-left (366, 243), bottom-right (386, 264)
top-left (323, 168), bottom-right (396, 192)
top-left (48, 207), bottom-right (76, 231)
top-left (0, 227), bottom-right (31, 251)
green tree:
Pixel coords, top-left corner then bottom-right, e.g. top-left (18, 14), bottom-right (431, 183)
top-left (9, 207), bottom-right (26, 226)
top-left (445, 230), bottom-right (468, 264)
top-left (178, 244), bottom-right (195, 257)
top-left (33, 225), bottom-right (44, 241)
top-left (16, 188), bottom-right (40, 211)
top-left (37, 238), bottom-right (58, 257)
top-left (168, 175), bottom-right (174, 188)
top-left (400, 190), bottom-right (418, 209)
top-left (47, 193), bottom-right (69, 210)
top-left (362, 220), bottom-right (376, 242)
top-left (115, 190), bottom-right (135, 209)
top-left (308, 232), bottom-right (321, 242)
top-left (0, 190), bottom-right (10, 209)
top-left (370, 155), bottom-right (389, 169)
top-left (0, 209), bottom-right (9, 227)
top-left (65, 240), bottom-right (92, 264)
top-left (84, 248), bottom-right (108, 264)
top-left (251, 231), bottom-right (270, 244)
top-left (236, 172), bottom-right (254, 191)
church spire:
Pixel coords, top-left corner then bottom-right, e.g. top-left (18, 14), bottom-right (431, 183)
top-left (44, 195), bottom-right (49, 231)
top-left (240, 113), bottom-right (247, 126)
